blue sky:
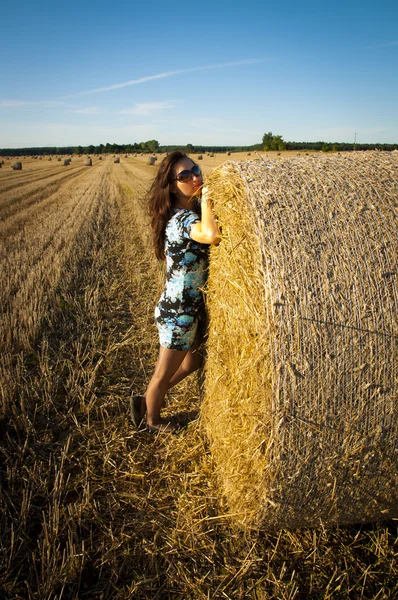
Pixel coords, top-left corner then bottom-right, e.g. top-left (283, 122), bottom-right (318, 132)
top-left (0, 0), bottom-right (397, 148)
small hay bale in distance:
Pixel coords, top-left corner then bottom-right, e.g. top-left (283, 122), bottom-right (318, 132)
top-left (84, 157), bottom-right (92, 166)
top-left (203, 151), bottom-right (398, 530)
top-left (147, 156), bottom-right (156, 165)
top-left (197, 154), bottom-right (203, 160)
top-left (114, 157), bottom-right (120, 163)
top-left (12, 162), bottom-right (22, 170)
top-left (98, 156), bottom-right (102, 160)
top-left (63, 158), bottom-right (71, 166)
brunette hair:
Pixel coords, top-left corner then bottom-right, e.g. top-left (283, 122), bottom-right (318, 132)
top-left (147, 150), bottom-right (196, 260)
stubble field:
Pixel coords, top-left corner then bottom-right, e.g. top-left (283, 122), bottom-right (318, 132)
top-left (0, 152), bottom-right (396, 599)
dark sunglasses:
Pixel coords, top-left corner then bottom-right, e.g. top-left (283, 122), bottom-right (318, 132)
top-left (174, 165), bottom-right (201, 183)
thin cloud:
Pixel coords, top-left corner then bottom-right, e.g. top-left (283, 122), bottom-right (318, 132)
top-left (0, 99), bottom-right (101, 113)
top-left (72, 106), bottom-right (101, 114)
top-left (367, 40), bottom-right (398, 48)
top-left (62, 58), bottom-right (271, 98)
top-left (0, 100), bottom-right (33, 107)
top-left (119, 101), bottom-right (177, 116)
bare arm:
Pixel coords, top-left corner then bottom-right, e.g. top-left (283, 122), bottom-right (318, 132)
top-left (190, 186), bottom-right (221, 245)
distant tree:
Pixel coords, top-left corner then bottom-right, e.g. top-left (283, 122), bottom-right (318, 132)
top-left (186, 143), bottom-right (194, 153)
top-left (321, 143), bottom-right (331, 152)
top-left (147, 139), bottom-right (160, 153)
top-left (262, 132), bottom-right (274, 150)
top-left (262, 132), bottom-right (286, 151)
top-left (274, 135), bottom-right (286, 151)
top-left (75, 145), bottom-right (83, 155)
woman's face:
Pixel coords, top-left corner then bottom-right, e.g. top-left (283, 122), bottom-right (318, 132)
top-left (171, 157), bottom-right (203, 199)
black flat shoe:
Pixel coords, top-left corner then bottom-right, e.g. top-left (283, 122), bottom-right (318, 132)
top-left (130, 394), bottom-right (145, 428)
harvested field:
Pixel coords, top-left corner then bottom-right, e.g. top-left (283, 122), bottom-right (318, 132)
top-left (0, 153), bottom-right (397, 599)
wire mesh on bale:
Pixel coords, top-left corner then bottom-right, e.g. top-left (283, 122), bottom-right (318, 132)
top-left (203, 151), bottom-right (398, 530)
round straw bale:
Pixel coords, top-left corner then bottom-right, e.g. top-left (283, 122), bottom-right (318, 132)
top-left (63, 159), bottom-right (71, 166)
top-left (147, 156), bottom-right (156, 165)
top-left (98, 156), bottom-right (102, 160)
top-left (84, 157), bottom-right (92, 166)
top-left (114, 157), bottom-right (120, 163)
top-left (203, 151), bottom-right (398, 530)
top-left (197, 155), bottom-right (203, 160)
top-left (12, 162), bottom-right (22, 170)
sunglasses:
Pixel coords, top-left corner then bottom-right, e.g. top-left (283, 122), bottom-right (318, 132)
top-left (173, 165), bottom-right (201, 183)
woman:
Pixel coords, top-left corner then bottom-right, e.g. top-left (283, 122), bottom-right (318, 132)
top-left (130, 151), bottom-right (220, 433)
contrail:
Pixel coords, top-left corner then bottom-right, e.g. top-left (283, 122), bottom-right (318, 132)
top-left (61, 58), bottom-right (270, 98)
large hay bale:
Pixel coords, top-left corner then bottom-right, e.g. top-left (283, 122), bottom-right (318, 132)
top-left (197, 154), bottom-right (203, 160)
top-left (84, 157), bottom-right (92, 166)
top-left (63, 159), bottom-right (71, 166)
top-left (12, 162), bottom-right (22, 170)
top-left (147, 156), bottom-right (156, 166)
top-left (204, 151), bottom-right (398, 530)
top-left (114, 157), bottom-right (120, 164)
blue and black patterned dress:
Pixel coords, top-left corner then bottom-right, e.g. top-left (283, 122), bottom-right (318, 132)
top-left (155, 207), bottom-right (210, 350)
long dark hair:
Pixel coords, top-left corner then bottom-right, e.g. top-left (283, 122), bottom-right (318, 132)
top-left (147, 150), bottom-right (196, 261)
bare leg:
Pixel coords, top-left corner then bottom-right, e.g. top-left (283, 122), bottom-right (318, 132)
top-left (166, 346), bottom-right (203, 389)
top-left (144, 346), bottom-right (188, 429)
top-left (137, 346), bottom-right (202, 421)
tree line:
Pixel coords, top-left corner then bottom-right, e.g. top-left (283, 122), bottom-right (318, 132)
top-left (1, 134), bottom-right (397, 157)
top-left (261, 132), bottom-right (398, 152)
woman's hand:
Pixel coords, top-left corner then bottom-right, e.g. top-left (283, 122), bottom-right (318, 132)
top-left (201, 185), bottom-right (210, 203)
top-left (191, 185), bottom-right (220, 245)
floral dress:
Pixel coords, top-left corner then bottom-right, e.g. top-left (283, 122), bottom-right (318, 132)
top-left (155, 207), bottom-right (210, 350)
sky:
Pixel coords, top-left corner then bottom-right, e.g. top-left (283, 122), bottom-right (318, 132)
top-left (0, 0), bottom-right (397, 148)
